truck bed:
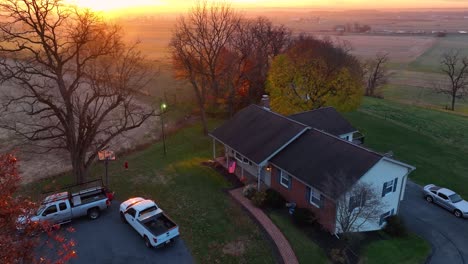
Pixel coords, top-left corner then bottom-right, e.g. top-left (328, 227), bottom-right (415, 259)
top-left (140, 213), bottom-right (176, 237)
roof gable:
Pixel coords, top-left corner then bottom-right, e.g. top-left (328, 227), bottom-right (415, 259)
top-left (289, 107), bottom-right (357, 136)
top-left (210, 105), bottom-right (307, 164)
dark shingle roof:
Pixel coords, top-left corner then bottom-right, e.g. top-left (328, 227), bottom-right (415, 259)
top-left (210, 105), bottom-right (307, 164)
top-left (270, 129), bottom-right (383, 198)
top-left (289, 107), bottom-right (357, 136)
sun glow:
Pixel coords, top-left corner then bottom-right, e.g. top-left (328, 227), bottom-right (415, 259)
top-left (67, 0), bottom-right (166, 12)
top-left (66, 0), bottom-right (468, 14)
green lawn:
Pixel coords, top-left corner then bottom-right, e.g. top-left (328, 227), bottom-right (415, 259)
top-left (344, 97), bottom-right (468, 197)
top-left (27, 121), bottom-right (275, 264)
top-left (363, 234), bottom-right (430, 264)
top-left (267, 211), bottom-right (327, 264)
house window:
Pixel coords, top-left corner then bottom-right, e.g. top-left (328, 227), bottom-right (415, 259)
top-left (379, 209), bottom-right (394, 226)
top-left (349, 192), bottom-right (367, 212)
top-left (310, 187), bottom-right (321, 207)
top-left (280, 171), bottom-right (290, 188)
top-left (234, 152), bottom-right (252, 165)
top-left (382, 178), bottom-right (397, 197)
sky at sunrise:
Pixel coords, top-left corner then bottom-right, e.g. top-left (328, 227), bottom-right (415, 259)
top-left (67, 0), bottom-right (468, 13)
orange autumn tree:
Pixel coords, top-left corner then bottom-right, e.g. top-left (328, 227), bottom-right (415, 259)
top-left (0, 154), bottom-right (76, 263)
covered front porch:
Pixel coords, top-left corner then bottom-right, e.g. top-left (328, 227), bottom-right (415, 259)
top-left (211, 138), bottom-right (271, 190)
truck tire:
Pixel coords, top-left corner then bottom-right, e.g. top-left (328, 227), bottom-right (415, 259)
top-left (144, 236), bottom-right (153, 248)
top-left (87, 208), bottom-right (100, 220)
top-left (120, 212), bottom-right (127, 224)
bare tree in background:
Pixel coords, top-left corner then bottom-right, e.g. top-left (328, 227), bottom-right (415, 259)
top-left (322, 174), bottom-right (386, 233)
top-left (170, 1), bottom-right (241, 134)
top-left (0, 0), bottom-right (154, 184)
top-left (438, 50), bottom-right (468, 111)
top-left (220, 17), bottom-right (291, 116)
top-left (365, 52), bottom-right (389, 97)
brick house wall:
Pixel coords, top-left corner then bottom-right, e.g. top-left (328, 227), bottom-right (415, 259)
top-left (270, 166), bottom-right (337, 233)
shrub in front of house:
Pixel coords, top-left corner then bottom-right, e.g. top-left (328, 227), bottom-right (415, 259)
top-left (251, 191), bottom-right (267, 208)
top-left (383, 215), bottom-right (408, 237)
top-left (242, 184), bottom-right (257, 199)
top-left (292, 207), bottom-right (317, 226)
top-left (265, 188), bottom-right (286, 208)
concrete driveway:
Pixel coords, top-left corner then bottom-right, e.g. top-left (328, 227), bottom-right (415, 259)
top-left (64, 202), bottom-right (193, 264)
top-left (400, 181), bottom-right (468, 264)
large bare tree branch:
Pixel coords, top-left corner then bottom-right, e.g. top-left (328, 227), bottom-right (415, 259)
top-left (0, 0), bottom-right (155, 183)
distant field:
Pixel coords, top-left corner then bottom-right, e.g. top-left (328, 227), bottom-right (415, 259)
top-left (332, 35), bottom-right (435, 62)
top-left (408, 35), bottom-right (468, 73)
top-left (122, 21), bottom-right (175, 59)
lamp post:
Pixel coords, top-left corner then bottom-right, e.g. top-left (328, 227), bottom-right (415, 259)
top-left (160, 102), bottom-right (167, 156)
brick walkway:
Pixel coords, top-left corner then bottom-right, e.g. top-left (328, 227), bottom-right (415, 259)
top-left (229, 188), bottom-right (299, 264)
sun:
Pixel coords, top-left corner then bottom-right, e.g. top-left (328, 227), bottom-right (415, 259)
top-left (67, 0), bottom-right (165, 12)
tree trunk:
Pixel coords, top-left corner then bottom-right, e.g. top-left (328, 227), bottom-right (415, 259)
top-left (451, 93), bottom-right (456, 111)
top-left (200, 106), bottom-right (208, 135)
top-left (71, 154), bottom-right (88, 184)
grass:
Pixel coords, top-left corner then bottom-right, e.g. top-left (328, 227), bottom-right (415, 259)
top-left (267, 211), bottom-right (327, 264)
top-left (363, 234), bottom-right (430, 264)
top-left (343, 98), bottom-right (468, 197)
top-left (27, 120), bottom-right (275, 264)
top-left (408, 35), bottom-right (468, 73)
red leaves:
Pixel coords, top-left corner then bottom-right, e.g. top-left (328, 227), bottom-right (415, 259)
top-left (0, 154), bottom-right (77, 264)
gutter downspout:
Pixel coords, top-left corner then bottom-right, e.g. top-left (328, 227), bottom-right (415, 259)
top-left (396, 169), bottom-right (411, 214)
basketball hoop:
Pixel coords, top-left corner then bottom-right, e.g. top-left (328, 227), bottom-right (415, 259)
top-left (98, 150), bottom-right (115, 161)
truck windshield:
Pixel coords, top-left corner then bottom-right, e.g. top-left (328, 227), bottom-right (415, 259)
top-left (140, 205), bottom-right (158, 217)
top-left (449, 194), bottom-right (463, 203)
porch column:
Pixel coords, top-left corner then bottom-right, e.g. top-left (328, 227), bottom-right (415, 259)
top-left (212, 138), bottom-right (216, 160)
top-left (257, 166), bottom-right (262, 191)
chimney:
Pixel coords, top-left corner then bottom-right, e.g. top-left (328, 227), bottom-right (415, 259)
top-left (261, 94), bottom-right (270, 110)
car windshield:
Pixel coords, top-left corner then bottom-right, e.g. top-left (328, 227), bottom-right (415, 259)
top-left (36, 205), bottom-right (46, 216)
top-left (449, 194), bottom-right (463, 203)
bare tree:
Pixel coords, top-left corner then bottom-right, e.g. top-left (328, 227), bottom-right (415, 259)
top-left (220, 17), bottom-right (291, 116)
top-left (322, 174), bottom-right (386, 233)
top-left (365, 52), bottom-right (389, 97)
top-left (169, 1), bottom-right (241, 134)
top-left (438, 50), bottom-right (468, 111)
top-left (0, 0), bottom-right (155, 183)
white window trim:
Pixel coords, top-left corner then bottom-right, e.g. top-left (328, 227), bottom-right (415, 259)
top-left (309, 187), bottom-right (321, 208)
top-left (383, 180), bottom-right (394, 197)
top-left (280, 171), bottom-right (289, 188)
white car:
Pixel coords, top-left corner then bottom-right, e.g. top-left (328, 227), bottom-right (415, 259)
top-left (119, 198), bottom-right (179, 248)
top-left (423, 184), bottom-right (468, 218)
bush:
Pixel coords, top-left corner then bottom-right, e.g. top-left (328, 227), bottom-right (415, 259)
top-left (330, 248), bottom-right (347, 264)
top-left (292, 207), bottom-right (317, 226)
top-left (383, 215), bottom-right (407, 237)
top-left (242, 184), bottom-right (257, 199)
top-left (251, 191), bottom-right (267, 208)
top-left (265, 189), bottom-right (286, 208)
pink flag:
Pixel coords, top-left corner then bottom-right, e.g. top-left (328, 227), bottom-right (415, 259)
top-left (228, 161), bottom-right (236, 174)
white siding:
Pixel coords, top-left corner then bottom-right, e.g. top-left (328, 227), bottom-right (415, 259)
top-left (335, 159), bottom-right (411, 233)
top-left (339, 132), bottom-right (354, 142)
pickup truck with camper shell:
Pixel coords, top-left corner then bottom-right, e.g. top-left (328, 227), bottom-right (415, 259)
top-left (120, 197), bottom-right (179, 248)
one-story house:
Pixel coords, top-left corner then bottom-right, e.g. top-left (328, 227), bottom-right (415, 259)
top-left (209, 102), bottom-right (415, 234)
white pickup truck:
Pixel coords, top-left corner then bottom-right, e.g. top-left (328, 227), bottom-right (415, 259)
top-left (33, 185), bottom-right (111, 225)
top-left (120, 198), bottom-right (179, 248)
